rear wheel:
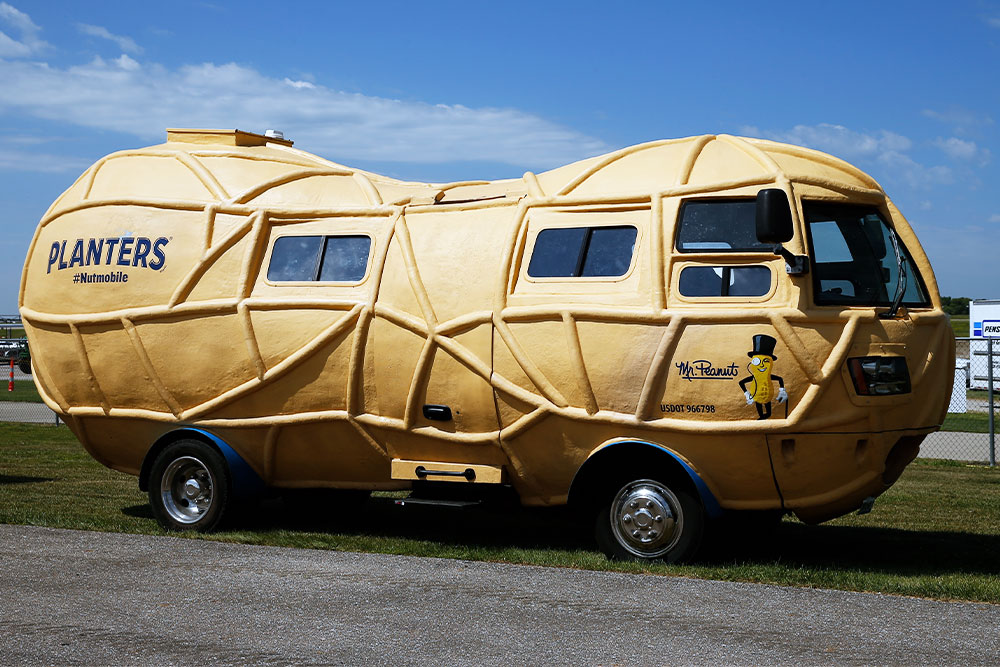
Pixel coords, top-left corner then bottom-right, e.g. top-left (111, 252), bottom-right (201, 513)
top-left (148, 440), bottom-right (229, 532)
top-left (17, 359), bottom-right (30, 375)
top-left (595, 477), bottom-right (704, 563)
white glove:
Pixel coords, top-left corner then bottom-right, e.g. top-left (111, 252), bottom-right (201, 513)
top-left (777, 387), bottom-right (788, 404)
top-left (744, 390), bottom-right (753, 405)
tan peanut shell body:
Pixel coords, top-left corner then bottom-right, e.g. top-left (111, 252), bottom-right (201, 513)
top-left (19, 129), bottom-right (955, 522)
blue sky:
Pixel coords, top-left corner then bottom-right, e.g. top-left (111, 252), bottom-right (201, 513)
top-left (1, 1), bottom-right (998, 313)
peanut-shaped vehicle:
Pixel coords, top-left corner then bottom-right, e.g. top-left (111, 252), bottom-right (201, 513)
top-left (20, 128), bottom-right (954, 561)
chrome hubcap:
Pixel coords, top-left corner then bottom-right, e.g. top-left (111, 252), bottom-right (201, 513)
top-left (610, 479), bottom-right (682, 557)
top-left (161, 456), bottom-right (214, 524)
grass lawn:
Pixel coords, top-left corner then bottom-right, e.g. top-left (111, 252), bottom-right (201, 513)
top-left (951, 315), bottom-right (969, 337)
top-left (942, 411), bottom-right (991, 433)
top-left (1, 422), bottom-right (999, 604)
top-left (942, 389), bottom-right (999, 433)
top-left (0, 380), bottom-right (41, 402)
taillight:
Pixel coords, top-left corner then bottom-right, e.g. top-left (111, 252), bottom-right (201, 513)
top-left (847, 356), bottom-right (911, 396)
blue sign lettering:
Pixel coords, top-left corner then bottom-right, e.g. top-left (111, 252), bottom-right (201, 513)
top-left (46, 236), bottom-right (169, 274)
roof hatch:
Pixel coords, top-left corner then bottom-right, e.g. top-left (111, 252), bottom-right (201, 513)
top-left (166, 128), bottom-right (294, 147)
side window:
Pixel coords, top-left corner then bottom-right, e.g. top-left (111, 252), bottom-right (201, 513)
top-left (676, 200), bottom-right (772, 252)
top-left (678, 266), bottom-right (772, 297)
top-left (804, 202), bottom-right (930, 307)
top-left (527, 225), bottom-right (637, 278)
top-left (268, 236), bottom-right (323, 281)
top-left (267, 235), bottom-right (371, 283)
top-left (319, 236), bottom-right (372, 282)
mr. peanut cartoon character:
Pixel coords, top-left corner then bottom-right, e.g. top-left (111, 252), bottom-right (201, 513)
top-left (739, 334), bottom-right (787, 420)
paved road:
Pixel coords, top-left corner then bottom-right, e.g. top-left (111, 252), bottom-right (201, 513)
top-left (0, 401), bottom-right (58, 424)
top-left (0, 525), bottom-right (997, 665)
top-left (0, 367), bottom-right (61, 424)
top-left (920, 429), bottom-right (995, 462)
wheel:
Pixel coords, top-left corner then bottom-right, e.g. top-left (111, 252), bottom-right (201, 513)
top-left (148, 440), bottom-right (230, 532)
top-left (595, 477), bottom-right (704, 563)
top-left (17, 359), bottom-right (31, 375)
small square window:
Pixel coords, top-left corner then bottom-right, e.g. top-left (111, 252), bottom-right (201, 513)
top-left (678, 265), bottom-right (772, 297)
top-left (267, 235), bottom-right (371, 283)
top-left (676, 200), bottom-right (771, 253)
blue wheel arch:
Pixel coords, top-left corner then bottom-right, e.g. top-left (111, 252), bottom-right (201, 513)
top-left (139, 427), bottom-right (264, 498)
top-left (571, 439), bottom-right (724, 518)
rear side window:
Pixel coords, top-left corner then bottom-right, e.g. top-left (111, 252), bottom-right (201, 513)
top-left (268, 235), bottom-right (371, 282)
top-left (527, 226), bottom-right (637, 278)
top-left (676, 200), bottom-right (772, 252)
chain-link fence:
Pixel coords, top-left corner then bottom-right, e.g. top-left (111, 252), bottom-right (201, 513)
top-left (0, 315), bottom-right (59, 424)
top-left (0, 357), bottom-right (60, 424)
top-left (923, 337), bottom-right (998, 465)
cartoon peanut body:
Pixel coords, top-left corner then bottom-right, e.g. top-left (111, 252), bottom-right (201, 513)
top-left (738, 334), bottom-right (787, 420)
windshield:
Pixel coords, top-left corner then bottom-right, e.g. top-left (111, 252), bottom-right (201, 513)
top-left (804, 202), bottom-right (929, 307)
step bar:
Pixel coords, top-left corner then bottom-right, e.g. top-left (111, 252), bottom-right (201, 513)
top-left (390, 459), bottom-right (505, 484)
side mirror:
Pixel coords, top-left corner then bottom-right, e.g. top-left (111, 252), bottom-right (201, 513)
top-left (755, 188), bottom-right (793, 244)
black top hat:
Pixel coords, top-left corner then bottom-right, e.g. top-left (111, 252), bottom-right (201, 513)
top-left (748, 334), bottom-right (778, 360)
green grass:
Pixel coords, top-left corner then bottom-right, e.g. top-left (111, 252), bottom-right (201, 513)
top-left (951, 315), bottom-right (969, 337)
top-left (942, 411), bottom-right (992, 433)
top-left (1, 422), bottom-right (999, 603)
top-left (0, 380), bottom-right (41, 402)
top-left (941, 389), bottom-right (999, 433)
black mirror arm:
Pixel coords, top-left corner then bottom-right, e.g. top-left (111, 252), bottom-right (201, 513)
top-left (773, 243), bottom-right (809, 276)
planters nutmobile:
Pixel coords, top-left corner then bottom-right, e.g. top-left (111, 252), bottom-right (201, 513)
top-left (20, 128), bottom-right (955, 561)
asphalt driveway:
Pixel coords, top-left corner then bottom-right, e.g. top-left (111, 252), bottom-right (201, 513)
top-left (1, 525), bottom-right (997, 665)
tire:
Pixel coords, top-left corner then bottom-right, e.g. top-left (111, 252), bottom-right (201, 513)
top-left (148, 440), bottom-right (230, 532)
top-left (595, 477), bottom-right (704, 563)
top-left (17, 359), bottom-right (31, 375)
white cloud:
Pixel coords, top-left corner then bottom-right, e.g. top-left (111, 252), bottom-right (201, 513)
top-left (990, 214), bottom-right (1000, 223)
top-left (0, 2), bottom-right (48, 57)
top-left (114, 54), bottom-right (140, 71)
top-left (923, 108), bottom-right (994, 135)
top-left (283, 78), bottom-right (316, 90)
top-left (0, 146), bottom-right (91, 173)
top-left (742, 122), bottom-right (953, 189)
top-left (743, 123), bottom-right (911, 160)
top-left (988, 16), bottom-right (1000, 28)
top-left (0, 56), bottom-right (608, 169)
top-left (0, 2), bottom-right (38, 34)
top-left (933, 137), bottom-right (991, 165)
top-left (77, 23), bottom-right (142, 54)
top-left (876, 150), bottom-right (953, 189)
top-left (0, 29), bottom-right (29, 56)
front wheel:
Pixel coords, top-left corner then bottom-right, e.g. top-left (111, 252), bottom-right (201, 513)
top-left (595, 477), bottom-right (704, 563)
top-left (148, 440), bottom-right (230, 532)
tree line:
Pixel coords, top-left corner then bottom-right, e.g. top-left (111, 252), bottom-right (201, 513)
top-left (941, 296), bottom-right (971, 316)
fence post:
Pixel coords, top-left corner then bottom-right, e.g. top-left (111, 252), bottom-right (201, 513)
top-left (990, 338), bottom-right (996, 467)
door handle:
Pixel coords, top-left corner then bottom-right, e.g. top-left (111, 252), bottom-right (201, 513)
top-left (422, 404), bottom-right (453, 421)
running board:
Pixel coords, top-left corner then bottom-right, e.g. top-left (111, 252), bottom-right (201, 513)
top-left (394, 497), bottom-right (482, 508)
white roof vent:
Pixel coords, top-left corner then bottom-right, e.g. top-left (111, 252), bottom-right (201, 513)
top-left (264, 129), bottom-right (285, 140)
